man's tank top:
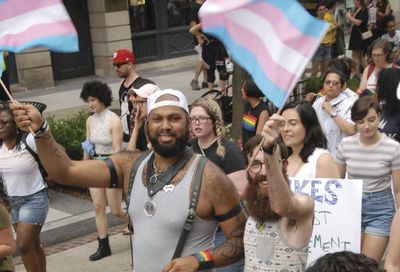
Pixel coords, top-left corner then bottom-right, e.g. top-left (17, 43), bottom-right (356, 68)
top-left (129, 152), bottom-right (218, 271)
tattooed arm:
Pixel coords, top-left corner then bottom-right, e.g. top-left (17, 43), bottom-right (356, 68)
top-left (10, 103), bottom-right (139, 190)
top-left (163, 162), bottom-right (246, 271)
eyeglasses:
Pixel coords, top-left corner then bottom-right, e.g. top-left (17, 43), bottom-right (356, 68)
top-left (248, 160), bottom-right (265, 174)
top-left (189, 116), bottom-right (211, 124)
top-left (113, 62), bottom-right (128, 68)
top-left (324, 80), bottom-right (341, 86)
top-left (0, 120), bottom-right (12, 127)
top-left (372, 53), bottom-right (384, 58)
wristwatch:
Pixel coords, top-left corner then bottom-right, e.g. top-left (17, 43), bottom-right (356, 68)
top-left (330, 111), bottom-right (338, 118)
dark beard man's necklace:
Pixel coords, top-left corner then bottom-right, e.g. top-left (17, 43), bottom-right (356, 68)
top-left (144, 147), bottom-right (193, 216)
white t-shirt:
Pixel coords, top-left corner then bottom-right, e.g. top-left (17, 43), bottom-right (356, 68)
top-left (382, 30), bottom-right (400, 53)
top-left (0, 133), bottom-right (46, 196)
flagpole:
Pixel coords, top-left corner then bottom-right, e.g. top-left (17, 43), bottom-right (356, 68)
top-left (245, 107), bottom-right (285, 172)
top-left (0, 78), bottom-right (36, 135)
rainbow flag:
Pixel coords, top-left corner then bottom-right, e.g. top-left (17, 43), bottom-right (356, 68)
top-left (199, 0), bottom-right (328, 108)
top-left (0, 0), bottom-right (78, 53)
top-left (242, 113), bottom-right (257, 132)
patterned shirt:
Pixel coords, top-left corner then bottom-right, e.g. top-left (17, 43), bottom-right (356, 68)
top-left (244, 217), bottom-right (309, 272)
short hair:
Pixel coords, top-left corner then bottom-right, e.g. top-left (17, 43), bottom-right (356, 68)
top-left (315, 2), bottom-right (326, 12)
top-left (382, 14), bottom-right (395, 28)
top-left (243, 135), bottom-right (288, 165)
top-left (306, 251), bottom-right (385, 272)
top-left (377, 68), bottom-right (400, 116)
top-left (368, 38), bottom-right (392, 63)
top-left (351, 96), bottom-right (381, 122)
top-left (281, 101), bottom-right (328, 163)
top-left (190, 97), bottom-right (225, 157)
top-left (323, 69), bottom-right (346, 87)
top-left (80, 80), bottom-right (113, 107)
top-left (243, 77), bottom-right (264, 98)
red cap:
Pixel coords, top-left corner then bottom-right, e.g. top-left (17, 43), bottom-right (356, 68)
top-left (112, 49), bottom-right (135, 64)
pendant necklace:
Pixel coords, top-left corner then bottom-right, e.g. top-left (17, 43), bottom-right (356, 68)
top-left (144, 147), bottom-right (193, 216)
top-left (144, 161), bottom-right (166, 216)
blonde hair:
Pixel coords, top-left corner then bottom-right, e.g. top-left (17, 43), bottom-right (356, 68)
top-left (191, 97), bottom-right (226, 157)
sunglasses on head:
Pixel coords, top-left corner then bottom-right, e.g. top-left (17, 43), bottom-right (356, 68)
top-left (113, 62), bottom-right (128, 68)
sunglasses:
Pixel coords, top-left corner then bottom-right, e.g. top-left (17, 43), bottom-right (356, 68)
top-left (113, 62), bottom-right (128, 68)
top-left (324, 80), bottom-right (341, 86)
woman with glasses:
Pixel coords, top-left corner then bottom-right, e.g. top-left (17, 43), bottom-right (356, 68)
top-left (80, 81), bottom-right (127, 261)
top-left (335, 96), bottom-right (400, 262)
top-left (279, 101), bottom-right (339, 179)
top-left (189, 97), bottom-right (246, 272)
top-left (0, 104), bottom-right (47, 271)
top-left (356, 39), bottom-right (397, 96)
top-left (126, 84), bottom-right (160, 151)
top-left (312, 70), bottom-right (357, 157)
top-left (0, 179), bottom-right (15, 272)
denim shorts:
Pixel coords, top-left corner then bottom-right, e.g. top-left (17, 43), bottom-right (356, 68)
top-left (10, 188), bottom-right (49, 225)
top-left (361, 188), bottom-right (396, 237)
top-left (312, 44), bottom-right (331, 61)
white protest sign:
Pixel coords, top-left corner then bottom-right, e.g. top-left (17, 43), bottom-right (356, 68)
top-left (289, 178), bottom-right (363, 265)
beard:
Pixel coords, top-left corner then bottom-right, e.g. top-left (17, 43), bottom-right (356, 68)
top-left (149, 128), bottom-right (189, 158)
top-left (245, 173), bottom-right (280, 223)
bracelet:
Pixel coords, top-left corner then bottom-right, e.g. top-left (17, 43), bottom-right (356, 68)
top-left (262, 143), bottom-right (277, 155)
top-left (192, 250), bottom-right (214, 270)
top-left (34, 120), bottom-right (49, 138)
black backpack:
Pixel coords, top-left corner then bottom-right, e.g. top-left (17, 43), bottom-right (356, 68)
top-left (22, 133), bottom-right (48, 179)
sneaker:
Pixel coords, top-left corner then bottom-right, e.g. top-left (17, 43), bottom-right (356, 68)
top-left (191, 80), bottom-right (200, 90)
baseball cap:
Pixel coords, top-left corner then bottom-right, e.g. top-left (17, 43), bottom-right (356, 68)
top-left (131, 84), bottom-right (161, 99)
top-left (112, 49), bottom-right (135, 64)
top-left (147, 89), bottom-right (189, 114)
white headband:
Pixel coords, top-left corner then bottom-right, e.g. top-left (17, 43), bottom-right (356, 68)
top-left (147, 89), bottom-right (189, 114)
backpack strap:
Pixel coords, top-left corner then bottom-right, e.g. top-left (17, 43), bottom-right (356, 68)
top-left (367, 63), bottom-right (375, 79)
top-left (172, 155), bottom-right (208, 259)
top-left (125, 150), bottom-right (152, 209)
top-left (22, 133), bottom-right (48, 178)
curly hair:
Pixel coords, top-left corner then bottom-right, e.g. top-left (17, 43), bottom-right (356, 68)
top-left (306, 251), bottom-right (384, 272)
top-left (80, 80), bottom-right (113, 107)
top-left (0, 102), bottom-right (23, 151)
top-left (190, 97), bottom-right (225, 157)
top-left (0, 179), bottom-right (10, 211)
top-left (281, 101), bottom-right (328, 163)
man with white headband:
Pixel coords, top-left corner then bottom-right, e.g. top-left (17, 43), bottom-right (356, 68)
top-left (10, 89), bottom-right (246, 271)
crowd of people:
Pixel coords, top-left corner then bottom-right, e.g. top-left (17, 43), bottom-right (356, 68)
top-left (1, 0), bottom-right (400, 271)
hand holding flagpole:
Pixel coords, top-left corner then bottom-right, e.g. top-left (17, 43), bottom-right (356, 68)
top-left (0, 78), bottom-right (36, 135)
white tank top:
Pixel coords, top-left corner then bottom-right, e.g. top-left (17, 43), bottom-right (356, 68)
top-left (90, 109), bottom-right (115, 155)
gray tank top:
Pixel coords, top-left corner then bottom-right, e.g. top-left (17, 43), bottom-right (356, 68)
top-left (129, 152), bottom-right (218, 271)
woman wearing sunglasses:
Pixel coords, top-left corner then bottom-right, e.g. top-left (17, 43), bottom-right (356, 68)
top-left (311, 70), bottom-right (358, 157)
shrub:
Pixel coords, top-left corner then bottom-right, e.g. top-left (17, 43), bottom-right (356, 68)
top-left (47, 109), bottom-right (89, 160)
top-left (305, 76), bottom-right (324, 94)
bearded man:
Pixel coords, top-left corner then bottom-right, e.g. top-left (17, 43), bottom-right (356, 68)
top-left (242, 114), bottom-right (315, 272)
top-left (11, 89), bottom-right (246, 272)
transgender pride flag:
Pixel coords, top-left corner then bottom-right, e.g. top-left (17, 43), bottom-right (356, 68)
top-left (199, 0), bottom-right (328, 108)
top-left (0, 0), bottom-right (78, 53)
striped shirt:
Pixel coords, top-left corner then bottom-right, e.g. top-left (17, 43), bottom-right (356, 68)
top-left (336, 134), bottom-right (400, 192)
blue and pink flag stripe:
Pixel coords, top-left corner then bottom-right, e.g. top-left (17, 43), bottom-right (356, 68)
top-left (0, 0), bottom-right (78, 53)
top-left (199, 0), bottom-right (328, 108)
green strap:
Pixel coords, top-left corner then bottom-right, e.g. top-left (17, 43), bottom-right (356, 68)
top-left (172, 155), bottom-right (208, 259)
